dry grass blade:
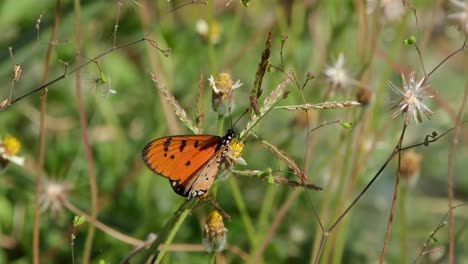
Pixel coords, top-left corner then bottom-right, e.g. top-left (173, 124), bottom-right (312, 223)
top-left (195, 72), bottom-right (205, 130)
top-left (232, 169), bottom-right (322, 190)
top-left (150, 73), bottom-right (201, 134)
top-left (250, 95), bottom-right (260, 116)
top-left (250, 32), bottom-right (272, 114)
top-left (260, 77), bottom-right (289, 115)
top-left (240, 78), bottom-right (290, 140)
top-left (276, 101), bottom-right (361, 111)
top-left (260, 138), bottom-right (320, 188)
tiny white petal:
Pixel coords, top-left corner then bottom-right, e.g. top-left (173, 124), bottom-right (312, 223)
top-left (208, 75), bottom-right (220, 93)
top-left (232, 80), bottom-right (243, 89)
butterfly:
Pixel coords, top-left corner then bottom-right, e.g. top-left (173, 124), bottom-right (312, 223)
top-left (142, 130), bottom-right (235, 199)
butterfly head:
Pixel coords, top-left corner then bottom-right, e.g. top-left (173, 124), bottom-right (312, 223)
top-left (223, 129), bottom-right (236, 142)
top-left (224, 130), bottom-right (246, 168)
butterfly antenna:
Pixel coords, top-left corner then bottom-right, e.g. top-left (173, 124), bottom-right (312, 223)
top-left (232, 108), bottom-right (249, 130)
top-left (228, 107), bottom-right (234, 130)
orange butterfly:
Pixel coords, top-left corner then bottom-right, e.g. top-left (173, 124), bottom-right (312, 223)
top-left (142, 130), bottom-right (235, 199)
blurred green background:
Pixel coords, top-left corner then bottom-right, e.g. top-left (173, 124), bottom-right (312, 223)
top-left (0, 0), bottom-right (467, 263)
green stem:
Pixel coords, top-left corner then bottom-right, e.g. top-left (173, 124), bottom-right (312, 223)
top-left (145, 199), bottom-right (198, 263)
top-left (208, 252), bottom-right (216, 264)
top-left (229, 177), bottom-right (257, 247)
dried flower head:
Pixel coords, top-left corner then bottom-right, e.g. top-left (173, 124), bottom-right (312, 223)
top-left (447, 0), bottom-right (468, 34)
top-left (388, 72), bottom-right (433, 125)
top-left (209, 73), bottom-right (242, 117)
top-left (203, 210), bottom-right (227, 252)
top-left (323, 53), bottom-right (351, 94)
top-left (0, 135), bottom-right (25, 168)
top-left (356, 87), bottom-right (372, 106)
top-left (12, 64), bottom-right (22, 81)
top-left (399, 150), bottom-right (422, 186)
top-left (88, 72), bottom-right (116, 99)
top-left (41, 179), bottom-right (72, 215)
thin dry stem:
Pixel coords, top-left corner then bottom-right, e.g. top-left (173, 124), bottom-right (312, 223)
top-left (427, 36), bottom-right (467, 78)
top-left (33, 2), bottom-right (60, 263)
top-left (73, 1), bottom-right (98, 262)
top-left (447, 85), bottom-right (468, 263)
top-left (379, 124), bottom-right (407, 264)
top-left (63, 199), bottom-right (144, 246)
top-left (169, 0), bottom-right (207, 12)
top-left (413, 203), bottom-right (468, 264)
top-left (8, 37), bottom-right (147, 107)
top-left (113, 1), bottom-right (123, 48)
top-left (138, 0), bottom-right (180, 134)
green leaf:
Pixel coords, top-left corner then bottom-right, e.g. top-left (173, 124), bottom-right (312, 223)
top-left (403, 36), bottom-right (416, 45)
top-left (241, 0), bottom-right (251, 7)
top-left (340, 121), bottom-right (352, 129)
top-left (100, 71), bottom-right (108, 84)
top-left (73, 215), bottom-right (86, 227)
top-left (267, 174), bottom-right (274, 184)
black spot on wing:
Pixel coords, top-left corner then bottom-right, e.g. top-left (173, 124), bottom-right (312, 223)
top-left (186, 160), bottom-right (191, 166)
top-left (179, 140), bottom-right (187, 152)
top-left (194, 140), bottom-right (199, 148)
top-left (164, 138), bottom-right (172, 147)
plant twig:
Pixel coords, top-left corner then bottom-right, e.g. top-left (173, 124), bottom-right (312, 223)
top-left (73, 1), bottom-right (98, 262)
top-left (379, 123), bottom-right (408, 263)
top-left (447, 85), bottom-right (468, 264)
top-left (413, 203), bottom-right (468, 264)
top-left (33, 2), bottom-right (61, 263)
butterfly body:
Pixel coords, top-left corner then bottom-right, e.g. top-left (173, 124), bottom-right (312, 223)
top-left (142, 130), bottom-right (235, 199)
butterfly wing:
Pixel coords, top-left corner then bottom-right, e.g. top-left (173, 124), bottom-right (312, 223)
top-left (142, 135), bottom-right (223, 197)
top-left (180, 144), bottom-right (229, 198)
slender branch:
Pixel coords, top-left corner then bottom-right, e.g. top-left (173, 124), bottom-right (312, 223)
top-left (113, 1), bottom-right (123, 48)
top-left (169, 0), bottom-right (208, 12)
top-left (447, 85), bottom-right (468, 263)
top-left (413, 203), bottom-right (468, 264)
top-left (73, 1), bottom-right (98, 262)
top-left (62, 199), bottom-right (144, 246)
top-left (8, 37), bottom-right (147, 107)
top-left (427, 36), bottom-right (467, 78)
top-left (379, 123), bottom-right (408, 263)
top-left (33, 2), bottom-right (61, 263)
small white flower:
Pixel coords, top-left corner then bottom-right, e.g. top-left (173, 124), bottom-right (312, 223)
top-left (448, 0), bottom-right (468, 34)
top-left (388, 72), bottom-right (433, 125)
top-left (209, 73), bottom-right (242, 116)
top-left (196, 19), bottom-right (209, 36)
top-left (0, 135), bottom-right (24, 167)
top-left (208, 74), bottom-right (243, 94)
top-left (196, 19), bottom-right (222, 44)
top-left (323, 53), bottom-right (351, 92)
